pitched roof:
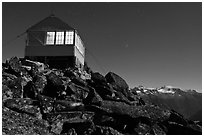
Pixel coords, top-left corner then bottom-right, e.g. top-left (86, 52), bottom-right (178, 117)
top-left (27, 14), bottom-right (75, 31)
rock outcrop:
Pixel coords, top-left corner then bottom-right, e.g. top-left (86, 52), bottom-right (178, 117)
top-left (2, 57), bottom-right (202, 135)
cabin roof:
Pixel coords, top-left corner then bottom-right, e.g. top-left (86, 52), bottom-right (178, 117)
top-left (27, 14), bottom-right (75, 32)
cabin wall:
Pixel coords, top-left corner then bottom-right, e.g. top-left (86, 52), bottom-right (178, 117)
top-left (25, 30), bottom-right (85, 69)
top-left (28, 31), bottom-right (46, 46)
top-left (25, 45), bottom-right (75, 56)
top-left (74, 46), bottom-right (85, 67)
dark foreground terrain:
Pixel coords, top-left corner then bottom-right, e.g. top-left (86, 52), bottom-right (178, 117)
top-left (2, 57), bottom-right (202, 135)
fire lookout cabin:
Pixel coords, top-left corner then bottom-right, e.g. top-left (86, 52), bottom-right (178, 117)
top-left (24, 14), bottom-right (85, 70)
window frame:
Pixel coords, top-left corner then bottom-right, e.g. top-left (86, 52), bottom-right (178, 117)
top-left (65, 31), bottom-right (74, 45)
top-left (55, 31), bottom-right (65, 45)
top-left (45, 31), bottom-right (55, 45)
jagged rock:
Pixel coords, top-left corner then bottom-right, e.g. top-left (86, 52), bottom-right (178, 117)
top-left (83, 86), bottom-right (103, 106)
top-left (71, 76), bottom-right (87, 87)
top-left (113, 91), bottom-right (134, 105)
top-left (2, 85), bottom-right (13, 101)
top-left (65, 128), bottom-right (77, 135)
top-left (94, 84), bottom-right (114, 99)
top-left (138, 97), bottom-right (145, 105)
top-left (23, 81), bottom-right (37, 99)
top-left (150, 124), bottom-right (166, 135)
top-left (188, 122), bottom-right (202, 133)
top-left (74, 85), bottom-right (89, 100)
top-left (61, 118), bottom-right (95, 135)
top-left (63, 82), bottom-right (89, 101)
top-left (44, 72), bottom-right (64, 98)
top-left (194, 121), bottom-right (202, 126)
top-left (37, 95), bottom-right (55, 114)
top-left (91, 72), bottom-right (107, 86)
top-left (46, 72), bottom-right (64, 87)
top-left (65, 82), bottom-right (78, 95)
top-left (60, 128), bottom-right (78, 135)
top-left (6, 77), bottom-right (25, 98)
top-left (2, 71), bottom-right (17, 82)
top-left (2, 57), bottom-right (202, 135)
top-left (94, 125), bottom-right (123, 135)
top-left (3, 72), bottom-right (31, 99)
top-left (92, 114), bottom-right (125, 132)
top-left (21, 59), bottom-right (47, 72)
top-left (87, 101), bottom-right (171, 124)
top-left (6, 57), bottom-right (22, 76)
top-left (105, 72), bottom-right (130, 98)
top-left (54, 100), bottom-right (84, 112)
top-left (46, 111), bottom-right (94, 134)
top-left (4, 98), bottom-right (41, 119)
top-left (133, 122), bottom-right (151, 135)
top-left (33, 74), bottom-right (47, 95)
top-left (63, 68), bottom-right (80, 79)
top-left (86, 102), bottom-right (171, 134)
top-left (165, 121), bottom-right (202, 135)
top-left (168, 110), bottom-right (188, 126)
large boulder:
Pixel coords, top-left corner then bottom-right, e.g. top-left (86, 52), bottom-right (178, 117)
top-left (105, 72), bottom-right (129, 97)
top-left (6, 57), bottom-right (22, 76)
top-left (60, 117), bottom-right (95, 135)
top-left (46, 111), bottom-right (95, 134)
top-left (91, 72), bottom-right (107, 86)
top-left (92, 114), bottom-right (124, 132)
top-left (4, 98), bottom-right (41, 119)
top-left (65, 82), bottom-right (78, 96)
top-left (43, 72), bottom-right (64, 98)
top-left (54, 100), bottom-right (84, 112)
top-left (94, 85), bottom-right (114, 99)
top-left (21, 59), bottom-right (48, 75)
top-left (83, 86), bottom-right (103, 106)
top-left (71, 76), bottom-right (87, 87)
top-left (23, 81), bottom-right (37, 99)
top-left (63, 82), bottom-right (89, 101)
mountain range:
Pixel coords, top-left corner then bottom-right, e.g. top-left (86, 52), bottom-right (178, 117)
top-left (131, 85), bottom-right (202, 121)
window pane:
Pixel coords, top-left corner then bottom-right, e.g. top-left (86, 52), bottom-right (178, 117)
top-left (46, 32), bottom-right (55, 45)
top-left (65, 31), bottom-right (74, 44)
top-left (56, 32), bottom-right (64, 45)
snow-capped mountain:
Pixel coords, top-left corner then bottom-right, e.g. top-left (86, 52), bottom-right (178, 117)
top-left (132, 85), bottom-right (199, 95)
top-left (131, 85), bottom-right (202, 121)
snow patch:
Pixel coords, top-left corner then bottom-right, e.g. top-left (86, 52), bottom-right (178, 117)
top-left (157, 88), bottom-right (175, 94)
top-left (136, 90), bottom-right (141, 93)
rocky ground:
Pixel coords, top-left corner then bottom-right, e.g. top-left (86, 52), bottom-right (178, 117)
top-left (2, 57), bottom-right (202, 135)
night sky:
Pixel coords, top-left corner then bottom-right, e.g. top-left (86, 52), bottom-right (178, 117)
top-left (2, 2), bottom-right (202, 92)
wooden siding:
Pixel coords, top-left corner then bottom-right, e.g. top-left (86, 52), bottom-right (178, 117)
top-left (25, 45), bottom-right (75, 56)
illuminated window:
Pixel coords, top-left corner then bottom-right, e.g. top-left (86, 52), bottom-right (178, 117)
top-left (56, 32), bottom-right (64, 45)
top-left (46, 32), bottom-right (55, 45)
top-left (65, 31), bottom-right (74, 44)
